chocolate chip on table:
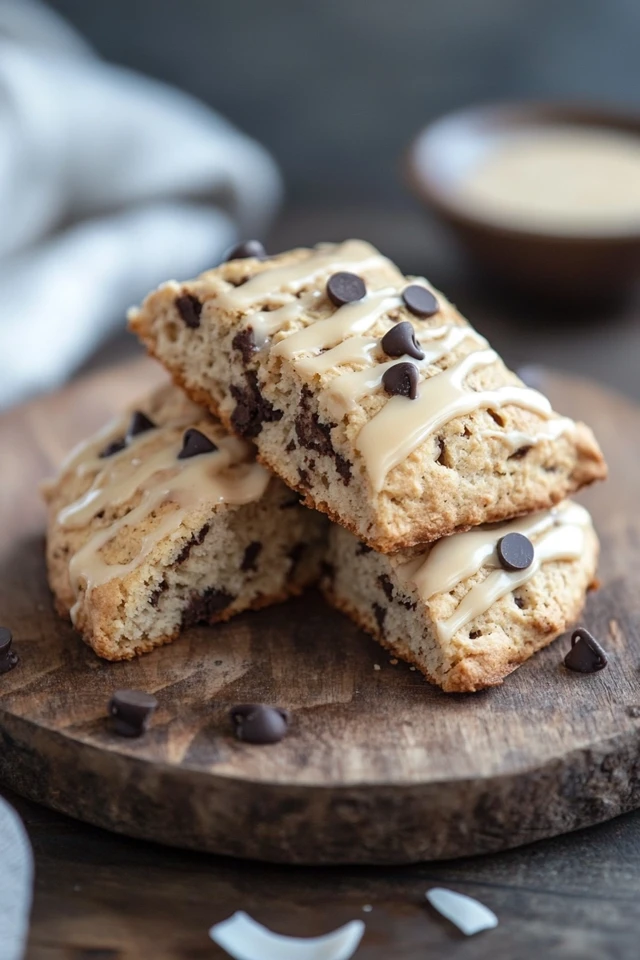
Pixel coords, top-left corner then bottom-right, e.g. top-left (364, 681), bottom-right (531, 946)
top-left (402, 284), bottom-right (439, 318)
top-left (230, 704), bottom-right (289, 744)
top-left (224, 239), bottom-right (267, 261)
top-left (564, 628), bottom-right (608, 673)
top-left (108, 689), bottom-right (158, 737)
top-left (0, 627), bottom-right (18, 675)
top-left (380, 321), bottom-right (425, 361)
top-left (99, 437), bottom-right (126, 458)
top-left (496, 532), bottom-right (535, 571)
top-left (177, 428), bottom-right (218, 459)
top-left (241, 541), bottom-right (262, 572)
top-left (382, 362), bottom-right (419, 399)
top-left (175, 293), bottom-right (203, 329)
top-left (326, 272), bottom-right (366, 307)
top-left (127, 411), bottom-right (155, 440)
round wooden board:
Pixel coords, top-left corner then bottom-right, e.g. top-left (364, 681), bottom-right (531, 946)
top-left (1, 360), bottom-right (639, 865)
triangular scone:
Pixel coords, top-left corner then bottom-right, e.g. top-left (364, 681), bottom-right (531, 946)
top-left (323, 501), bottom-right (599, 692)
top-left (129, 240), bottom-right (606, 554)
top-left (43, 383), bottom-right (326, 661)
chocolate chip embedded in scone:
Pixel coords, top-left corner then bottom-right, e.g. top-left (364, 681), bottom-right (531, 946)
top-left (323, 500), bottom-right (600, 693)
top-left (43, 382), bottom-right (328, 662)
top-left (129, 240), bottom-right (607, 553)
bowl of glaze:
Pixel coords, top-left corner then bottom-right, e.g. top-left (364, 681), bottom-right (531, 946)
top-left (406, 102), bottom-right (640, 300)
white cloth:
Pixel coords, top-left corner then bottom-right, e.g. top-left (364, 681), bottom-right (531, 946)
top-left (0, 796), bottom-right (33, 960)
top-left (0, 0), bottom-right (282, 409)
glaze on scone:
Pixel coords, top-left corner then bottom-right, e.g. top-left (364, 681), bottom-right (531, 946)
top-left (43, 383), bottom-right (327, 660)
top-left (323, 501), bottom-right (599, 692)
top-left (129, 240), bottom-right (607, 553)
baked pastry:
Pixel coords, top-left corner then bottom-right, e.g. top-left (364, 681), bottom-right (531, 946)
top-left (129, 239), bottom-right (607, 553)
top-left (43, 383), bottom-right (326, 660)
top-left (323, 500), bottom-right (599, 692)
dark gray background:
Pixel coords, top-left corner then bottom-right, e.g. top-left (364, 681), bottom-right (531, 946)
top-left (48, 0), bottom-right (640, 206)
top-left (47, 0), bottom-right (640, 399)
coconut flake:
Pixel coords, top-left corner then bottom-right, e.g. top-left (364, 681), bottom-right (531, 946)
top-left (209, 912), bottom-right (365, 960)
top-left (0, 797), bottom-right (34, 960)
top-left (425, 888), bottom-right (498, 936)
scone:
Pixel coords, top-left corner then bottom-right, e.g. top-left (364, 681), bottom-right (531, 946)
top-left (323, 500), bottom-right (599, 692)
top-left (43, 383), bottom-right (327, 660)
top-left (129, 239), bottom-right (606, 553)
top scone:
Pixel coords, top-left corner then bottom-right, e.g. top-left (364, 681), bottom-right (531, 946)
top-left (129, 239), bottom-right (607, 553)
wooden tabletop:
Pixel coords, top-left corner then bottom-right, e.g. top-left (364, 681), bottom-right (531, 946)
top-left (4, 208), bottom-right (640, 958)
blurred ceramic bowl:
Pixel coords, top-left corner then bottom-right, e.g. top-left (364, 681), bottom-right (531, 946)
top-left (406, 102), bottom-right (640, 300)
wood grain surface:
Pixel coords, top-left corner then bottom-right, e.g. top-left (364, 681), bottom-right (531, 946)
top-left (0, 359), bottom-right (638, 865)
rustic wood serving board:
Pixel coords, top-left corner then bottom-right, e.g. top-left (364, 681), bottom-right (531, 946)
top-left (0, 359), bottom-right (638, 865)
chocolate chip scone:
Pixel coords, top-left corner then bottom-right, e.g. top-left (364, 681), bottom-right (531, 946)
top-left (323, 500), bottom-right (599, 692)
top-left (43, 383), bottom-right (327, 661)
top-left (129, 239), bottom-right (606, 553)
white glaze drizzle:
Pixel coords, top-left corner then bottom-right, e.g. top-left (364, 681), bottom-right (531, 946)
top-left (58, 423), bottom-right (269, 623)
top-left (397, 501), bottom-right (592, 644)
top-left (216, 240), bottom-right (573, 491)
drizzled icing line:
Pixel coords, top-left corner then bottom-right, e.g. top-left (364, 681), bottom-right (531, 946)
top-left (217, 240), bottom-right (573, 491)
top-left (57, 423), bottom-right (269, 623)
top-left (397, 501), bottom-right (593, 645)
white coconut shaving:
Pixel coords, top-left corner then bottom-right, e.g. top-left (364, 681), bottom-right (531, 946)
top-left (209, 911), bottom-right (365, 960)
top-left (0, 797), bottom-right (34, 960)
top-left (425, 888), bottom-right (498, 936)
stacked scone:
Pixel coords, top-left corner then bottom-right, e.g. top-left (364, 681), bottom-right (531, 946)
top-left (45, 239), bottom-right (606, 690)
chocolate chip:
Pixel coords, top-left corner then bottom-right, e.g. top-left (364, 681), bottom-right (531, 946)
top-left (182, 588), bottom-right (235, 629)
top-left (295, 387), bottom-right (352, 484)
top-left (224, 239), bottom-right (266, 261)
top-left (232, 328), bottom-right (257, 364)
top-left (99, 437), bottom-right (126, 458)
top-left (378, 574), bottom-right (394, 602)
top-left (241, 541), bottom-right (262, 572)
top-left (230, 704), bottom-right (289, 744)
top-left (0, 627), bottom-right (18, 675)
top-left (497, 532), bottom-right (534, 571)
top-left (108, 689), bottom-right (158, 738)
top-left (402, 285), bottom-right (439, 318)
top-left (175, 294), bottom-right (202, 329)
top-left (177, 428), bottom-right (217, 459)
top-left (175, 523), bottom-right (211, 564)
top-left (326, 272), bottom-right (366, 307)
top-left (380, 321), bottom-right (425, 360)
top-left (382, 362), bottom-right (419, 399)
top-left (127, 411), bottom-right (155, 440)
top-left (564, 628), bottom-right (608, 673)
top-left (230, 372), bottom-right (282, 439)
top-left (356, 541), bottom-right (373, 555)
top-left (373, 603), bottom-right (387, 634)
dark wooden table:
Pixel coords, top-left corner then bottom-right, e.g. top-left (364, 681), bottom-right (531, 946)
top-left (4, 207), bottom-right (640, 959)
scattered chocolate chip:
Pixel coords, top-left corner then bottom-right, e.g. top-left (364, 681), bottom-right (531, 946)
top-left (298, 467), bottom-right (310, 487)
top-left (497, 532), bottom-right (534, 571)
top-left (177, 428), bottom-right (217, 459)
top-left (326, 272), bottom-right (366, 307)
top-left (241, 541), bottom-right (262, 572)
top-left (99, 437), bottom-right (126, 458)
top-left (230, 704), bottom-right (289, 744)
top-left (224, 239), bottom-right (267, 261)
top-left (230, 372), bottom-right (282, 438)
top-left (232, 328), bottom-right (258, 364)
top-left (0, 627), bottom-right (18, 674)
top-left (182, 588), bottom-right (235, 629)
top-left (382, 362), bottom-right (419, 399)
top-left (148, 579), bottom-right (168, 608)
top-left (513, 595), bottom-right (525, 609)
top-left (380, 321), bottom-right (425, 360)
top-left (508, 445), bottom-right (532, 461)
top-left (127, 411), bottom-right (155, 440)
top-left (108, 689), bottom-right (158, 738)
top-left (285, 439), bottom-right (296, 453)
top-left (564, 628), bottom-right (608, 673)
top-left (175, 293), bottom-right (202, 329)
top-left (402, 284), bottom-right (439, 318)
